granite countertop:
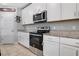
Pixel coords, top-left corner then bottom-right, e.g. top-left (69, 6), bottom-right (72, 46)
top-left (44, 30), bottom-right (79, 39)
top-left (17, 30), bottom-right (29, 33)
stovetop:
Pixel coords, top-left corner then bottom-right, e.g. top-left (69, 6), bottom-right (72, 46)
top-left (30, 30), bottom-right (50, 34)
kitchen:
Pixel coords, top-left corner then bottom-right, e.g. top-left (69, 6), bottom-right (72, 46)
top-left (0, 3), bottom-right (79, 56)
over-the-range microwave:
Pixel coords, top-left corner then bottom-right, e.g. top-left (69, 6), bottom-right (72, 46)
top-left (33, 10), bottom-right (47, 23)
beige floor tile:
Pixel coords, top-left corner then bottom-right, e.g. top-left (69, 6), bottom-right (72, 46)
top-left (0, 43), bottom-right (36, 56)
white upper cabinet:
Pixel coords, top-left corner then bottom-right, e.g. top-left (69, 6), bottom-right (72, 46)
top-left (47, 3), bottom-right (61, 22)
top-left (22, 3), bottom-right (46, 25)
top-left (22, 4), bottom-right (33, 25)
top-left (22, 8), bottom-right (27, 24)
top-left (22, 3), bottom-right (79, 24)
top-left (47, 3), bottom-right (79, 22)
top-left (76, 3), bottom-right (79, 18)
top-left (33, 3), bottom-right (47, 14)
top-left (39, 3), bottom-right (47, 12)
top-left (27, 5), bottom-right (34, 24)
top-left (61, 3), bottom-right (76, 20)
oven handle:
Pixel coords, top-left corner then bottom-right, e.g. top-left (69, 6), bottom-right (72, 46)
top-left (30, 34), bottom-right (42, 36)
top-left (33, 19), bottom-right (46, 22)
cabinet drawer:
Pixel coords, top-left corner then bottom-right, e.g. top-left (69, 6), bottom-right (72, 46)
top-left (43, 35), bottom-right (59, 42)
top-left (60, 44), bottom-right (77, 56)
top-left (21, 33), bottom-right (29, 37)
top-left (60, 37), bottom-right (79, 47)
top-left (43, 40), bottom-right (59, 56)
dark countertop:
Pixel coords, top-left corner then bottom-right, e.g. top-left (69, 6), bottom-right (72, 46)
top-left (44, 30), bottom-right (79, 39)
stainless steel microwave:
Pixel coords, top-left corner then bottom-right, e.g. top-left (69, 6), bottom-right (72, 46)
top-left (33, 10), bottom-right (47, 23)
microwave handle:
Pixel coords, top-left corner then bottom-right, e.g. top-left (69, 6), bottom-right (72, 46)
top-left (42, 10), bottom-right (47, 19)
top-left (41, 12), bottom-right (43, 19)
top-left (45, 11), bottom-right (47, 20)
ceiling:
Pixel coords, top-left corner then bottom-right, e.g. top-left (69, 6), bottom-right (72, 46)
top-left (0, 3), bottom-right (29, 8)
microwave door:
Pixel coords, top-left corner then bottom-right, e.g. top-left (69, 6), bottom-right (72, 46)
top-left (33, 10), bottom-right (47, 23)
top-left (33, 13), bottom-right (42, 22)
top-left (37, 13), bottom-right (42, 20)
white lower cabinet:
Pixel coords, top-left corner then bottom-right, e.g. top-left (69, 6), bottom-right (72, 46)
top-left (60, 44), bottom-right (77, 56)
top-left (43, 41), bottom-right (59, 56)
top-left (43, 35), bottom-right (79, 56)
top-left (43, 35), bottom-right (59, 56)
top-left (18, 32), bottom-right (29, 48)
top-left (60, 37), bottom-right (79, 56)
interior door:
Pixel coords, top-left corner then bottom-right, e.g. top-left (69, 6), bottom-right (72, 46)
top-left (0, 12), bottom-right (18, 43)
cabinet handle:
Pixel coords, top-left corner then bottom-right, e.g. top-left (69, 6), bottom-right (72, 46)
top-left (78, 12), bottom-right (79, 17)
top-left (48, 38), bottom-right (52, 39)
top-left (48, 38), bottom-right (53, 40)
top-left (74, 12), bottom-right (76, 16)
top-left (76, 50), bottom-right (78, 56)
top-left (76, 42), bottom-right (79, 45)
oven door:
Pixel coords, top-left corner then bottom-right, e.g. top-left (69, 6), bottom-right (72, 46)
top-left (30, 34), bottom-right (43, 50)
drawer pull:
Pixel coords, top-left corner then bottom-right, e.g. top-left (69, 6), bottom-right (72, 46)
top-left (48, 38), bottom-right (52, 39)
top-left (76, 50), bottom-right (78, 56)
top-left (76, 42), bottom-right (79, 45)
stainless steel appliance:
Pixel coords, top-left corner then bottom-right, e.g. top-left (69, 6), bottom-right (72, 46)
top-left (29, 26), bottom-right (50, 56)
top-left (33, 10), bottom-right (47, 23)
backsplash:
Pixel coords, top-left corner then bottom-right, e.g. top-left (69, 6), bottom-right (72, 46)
top-left (23, 20), bottom-right (79, 32)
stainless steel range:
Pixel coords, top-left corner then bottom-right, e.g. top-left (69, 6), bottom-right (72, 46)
top-left (29, 26), bottom-right (50, 56)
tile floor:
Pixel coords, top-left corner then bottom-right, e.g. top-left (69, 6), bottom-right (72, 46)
top-left (0, 43), bottom-right (36, 56)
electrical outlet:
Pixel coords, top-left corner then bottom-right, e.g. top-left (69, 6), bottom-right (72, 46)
top-left (72, 26), bottom-right (76, 30)
top-left (53, 26), bottom-right (56, 30)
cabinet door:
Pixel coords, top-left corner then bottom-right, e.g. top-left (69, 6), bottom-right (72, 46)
top-left (39, 3), bottom-right (47, 12)
top-left (22, 37), bottom-right (29, 48)
top-left (27, 5), bottom-right (33, 24)
top-left (61, 3), bottom-right (76, 20)
top-left (22, 5), bottom-right (33, 25)
top-left (33, 3), bottom-right (47, 14)
top-left (22, 7), bottom-right (28, 24)
top-left (60, 44), bottom-right (77, 56)
top-left (18, 32), bottom-right (29, 48)
top-left (47, 3), bottom-right (61, 22)
top-left (77, 49), bottom-right (79, 56)
top-left (18, 32), bottom-right (21, 41)
top-left (76, 3), bottom-right (79, 18)
top-left (43, 35), bottom-right (59, 42)
top-left (43, 41), bottom-right (59, 56)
